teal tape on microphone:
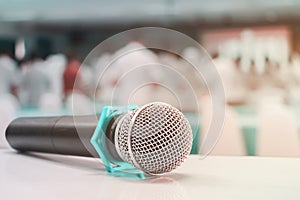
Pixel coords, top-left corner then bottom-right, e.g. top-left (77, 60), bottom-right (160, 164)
top-left (90, 104), bottom-right (145, 179)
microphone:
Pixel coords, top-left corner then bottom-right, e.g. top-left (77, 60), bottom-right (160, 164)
top-left (6, 102), bottom-right (193, 176)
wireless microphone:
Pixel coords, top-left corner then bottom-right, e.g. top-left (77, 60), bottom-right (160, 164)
top-left (6, 102), bottom-right (193, 176)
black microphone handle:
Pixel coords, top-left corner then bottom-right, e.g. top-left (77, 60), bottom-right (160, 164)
top-left (5, 116), bottom-right (100, 157)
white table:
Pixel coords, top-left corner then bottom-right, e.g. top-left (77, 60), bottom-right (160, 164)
top-left (0, 148), bottom-right (299, 200)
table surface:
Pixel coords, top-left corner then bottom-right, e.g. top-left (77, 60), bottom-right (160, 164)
top-left (0, 148), bottom-right (299, 200)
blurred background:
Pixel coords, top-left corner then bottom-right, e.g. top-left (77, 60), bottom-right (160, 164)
top-left (0, 0), bottom-right (300, 157)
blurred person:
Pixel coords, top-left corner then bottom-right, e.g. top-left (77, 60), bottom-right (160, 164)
top-left (153, 51), bottom-right (187, 110)
top-left (247, 57), bottom-right (287, 105)
top-left (181, 47), bottom-right (206, 93)
top-left (63, 52), bottom-right (81, 98)
top-left (102, 41), bottom-right (163, 105)
top-left (0, 50), bottom-right (17, 96)
top-left (18, 53), bottom-right (50, 106)
top-left (284, 53), bottom-right (300, 104)
top-left (79, 64), bottom-right (94, 98)
top-left (240, 30), bottom-right (255, 74)
top-left (35, 54), bottom-right (66, 112)
top-left (213, 54), bottom-right (248, 105)
top-left (19, 58), bottom-right (31, 75)
top-left (179, 47), bottom-right (208, 111)
top-left (17, 58), bottom-right (31, 103)
top-left (45, 54), bottom-right (67, 97)
top-left (243, 59), bottom-right (260, 90)
top-left (93, 53), bottom-right (112, 102)
top-left (278, 54), bottom-right (294, 86)
top-left (253, 37), bottom-right (266, 75)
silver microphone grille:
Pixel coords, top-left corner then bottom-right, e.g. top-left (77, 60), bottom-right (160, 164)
top-left (115, 102), bottom-right (193, 175)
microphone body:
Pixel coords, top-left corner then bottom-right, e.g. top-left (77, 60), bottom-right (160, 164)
top-left (6, 116), bottom-right (98, 157)
top-left (5, 102), bottom-right (193, 176)
top-left (6, 115), bottom-right (124, 160)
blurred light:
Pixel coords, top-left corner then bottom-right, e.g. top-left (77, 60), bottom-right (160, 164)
top-left (15, 38), bottom-right (26, 60)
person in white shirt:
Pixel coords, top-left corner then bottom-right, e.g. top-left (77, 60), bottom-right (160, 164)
top-left (103, 42), bottom-right (163, 105)
top-left (18, 53), bottom-right (50, 106)
top-left (44, 54), bottom-right (66, 97)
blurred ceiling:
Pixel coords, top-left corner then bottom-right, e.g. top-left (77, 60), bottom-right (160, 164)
top-left (1, 0), bottom-right (300, 26)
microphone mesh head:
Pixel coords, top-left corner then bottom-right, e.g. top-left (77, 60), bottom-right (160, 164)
top-left (116, 102), bottom-right (193, 175)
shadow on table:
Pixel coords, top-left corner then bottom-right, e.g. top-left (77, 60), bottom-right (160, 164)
top-left (14, 151), bottom-right (106, 172)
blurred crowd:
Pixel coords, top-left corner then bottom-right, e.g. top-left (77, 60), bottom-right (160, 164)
top-left (1, 39), bottom-right (300, 111)
top-left (0, 38), bottom-right (300, 156)
top-left (212, 52), bottom-right (300, 106)
top-left (0, 51), bottom-right (91, 111)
